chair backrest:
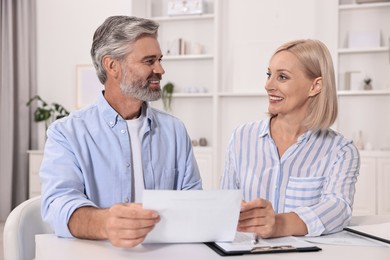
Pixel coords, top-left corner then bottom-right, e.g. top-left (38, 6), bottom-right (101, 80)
top-left (3, 196), bottom-right (52, 260)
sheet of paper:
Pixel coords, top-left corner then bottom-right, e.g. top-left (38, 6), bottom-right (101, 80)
top-left (303, 231), bottom-right (388, 247)
top-left (142, 190), bottom-right (241, 243)
top-left (215, 232), bottom-right (315, 252)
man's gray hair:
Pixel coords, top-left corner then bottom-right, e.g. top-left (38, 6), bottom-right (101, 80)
top-left (91, 16), bottom-right (159, 84)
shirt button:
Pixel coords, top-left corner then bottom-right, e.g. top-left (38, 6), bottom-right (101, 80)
top-left (126, 163), bottom-right (130, 168)
top-left (124, 198), bottom-right (129, 203)
top-left (120, 129), bottom-right (126, 134)
top-left (109, 121), bottom-right (114, 126)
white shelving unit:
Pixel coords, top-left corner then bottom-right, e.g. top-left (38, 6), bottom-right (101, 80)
top-left (336, 0), bottom-right (390, 151)
top-left (337, 1), bottom-right (390, 91)
top-left (336, 1), bottom-right (390, 216)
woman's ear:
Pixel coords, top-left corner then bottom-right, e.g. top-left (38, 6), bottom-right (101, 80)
top-left (102, 56), bottom-right (120, 80)
top-left (309, 77), bottom-right (322, 97)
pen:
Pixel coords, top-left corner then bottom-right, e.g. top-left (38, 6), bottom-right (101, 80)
top-left (251, 234), bottom-right (258, 245)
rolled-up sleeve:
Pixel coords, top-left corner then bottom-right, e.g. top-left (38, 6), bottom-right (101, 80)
top-left (293, 142), bottom-right (360, 236)
top-left (40, 124), bottom-right (97, 237)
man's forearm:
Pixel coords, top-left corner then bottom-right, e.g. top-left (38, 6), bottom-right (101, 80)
top-left (68, 206), bottom-right (109, 240)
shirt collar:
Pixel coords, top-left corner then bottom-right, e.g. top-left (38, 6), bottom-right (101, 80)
top-left (97, 92), bottom-right (156, 130)
top-left (259, 116), bottom-right (313, 143)
top-left (259, 116), bottom-right (272, 138)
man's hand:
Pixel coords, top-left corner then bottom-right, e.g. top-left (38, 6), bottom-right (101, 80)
top-left (104, 203), bottom-right (160, 248)
top-left (68, 203), bottom-right (160, 248)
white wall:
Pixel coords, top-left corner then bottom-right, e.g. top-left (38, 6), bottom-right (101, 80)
top-left (221, 0), bottom-right (316, 93)
top-left (36, 0), bottom-right (133, 148)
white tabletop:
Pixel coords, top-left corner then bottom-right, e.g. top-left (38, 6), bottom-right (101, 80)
top-left (35, 215), bottom-right (390, 260)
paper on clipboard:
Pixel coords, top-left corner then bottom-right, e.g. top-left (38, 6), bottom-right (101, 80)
top-left (142, 190), bottom-right (242, 243)
top-left (214, 232), bottom-right (317, 253)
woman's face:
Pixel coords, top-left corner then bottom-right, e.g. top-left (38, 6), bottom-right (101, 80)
top-left (265, 50), bottom-right (320, 118)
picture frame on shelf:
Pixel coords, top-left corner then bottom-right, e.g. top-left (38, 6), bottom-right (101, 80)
top-left (76, 64), bottom-right (103, 109)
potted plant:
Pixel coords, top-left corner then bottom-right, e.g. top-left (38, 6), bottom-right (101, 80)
top-left (26, 95), bottom-right (70, 129)
top-left (162, 82), bottom-right (174, 111)
top-left (363, 77), bottom-right (372, 90)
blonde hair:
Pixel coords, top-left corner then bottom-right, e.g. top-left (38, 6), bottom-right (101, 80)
top-left (273, 39), bottom-right (338, 130)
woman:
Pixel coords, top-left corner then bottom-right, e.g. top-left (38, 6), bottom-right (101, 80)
top-left (221, 39), bottom-right (360, 238)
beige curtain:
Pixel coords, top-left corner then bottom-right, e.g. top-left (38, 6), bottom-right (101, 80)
top-left (0, 0), bottom-right (37, 221)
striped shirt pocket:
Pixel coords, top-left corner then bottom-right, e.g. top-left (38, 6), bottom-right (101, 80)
top-left (284, 176), bottom-right (325, 212)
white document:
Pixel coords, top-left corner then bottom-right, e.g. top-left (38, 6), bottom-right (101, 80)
top-left (303, 231), bottom-right (388, 247)
top-left (142, 190), bottom-right (242, 243)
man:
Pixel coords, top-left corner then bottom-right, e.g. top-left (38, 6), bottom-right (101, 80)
top-left (40, 16), bottom-right (202, 249)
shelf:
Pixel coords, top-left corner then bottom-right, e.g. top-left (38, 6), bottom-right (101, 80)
top-left (172, 93), bottom-right (213, 98)
top-left (338, 47), bottom-right (389, 54)
top-left (339, 2), bottom-right (390, 10)
top-left (152, 14), bottom-right (214, 22)
top-left (359, 150), bottom-right (390, 157)
top-left (193, 146), bottom-right (213, 152)
top-left (218, 92), bottom-right (268, 97)
top-left (218, 91), bottom-right (390, 97)
top-left (337, 90), bottom-right (390, 96)
top-left (164, 54), bottom-right (213, 60)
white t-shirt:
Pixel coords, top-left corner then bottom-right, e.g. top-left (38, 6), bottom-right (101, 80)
top-left (126, 113), bottom-right (145, 203)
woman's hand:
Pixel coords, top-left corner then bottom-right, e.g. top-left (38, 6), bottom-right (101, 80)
top-left (238, 198), bottom-right (276, 238)
top-left (237, 198), bottom-right (308, 238)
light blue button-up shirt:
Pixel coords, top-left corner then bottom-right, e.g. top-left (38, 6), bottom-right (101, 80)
top-left (40, 94), bottom-right (202, 237)
top-left (221, 117), bottom-right (360, 236)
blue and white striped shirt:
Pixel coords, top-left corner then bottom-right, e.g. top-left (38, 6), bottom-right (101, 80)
top-left (220, 117), bottom-right (360, 236)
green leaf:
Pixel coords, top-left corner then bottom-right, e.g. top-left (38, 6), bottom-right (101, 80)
top-left (34, 107), bottom-right (52, 122)
top-left (27, 95), bottom-right (70, 126)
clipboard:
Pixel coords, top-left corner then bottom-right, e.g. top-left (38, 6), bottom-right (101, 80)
top-left (204, 233), bottom-right (321, 256)
top-left (204, 241), bottom-right (321, 256)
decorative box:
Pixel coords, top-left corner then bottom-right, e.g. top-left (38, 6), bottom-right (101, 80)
top-left (167, 0), bottom-right (204, 16)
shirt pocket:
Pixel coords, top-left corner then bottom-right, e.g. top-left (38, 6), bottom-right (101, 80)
top-left (155, 168), bottom-right (178, 190)
top-left (284, 176), bottom-right (325, 212)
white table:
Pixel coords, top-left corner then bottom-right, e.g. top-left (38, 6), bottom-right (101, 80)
top-left (35, 216), bottom-right (390, 260)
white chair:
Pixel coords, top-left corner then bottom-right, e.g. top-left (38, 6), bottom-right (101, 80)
top-left (3, 196), bottom-right (52, 260)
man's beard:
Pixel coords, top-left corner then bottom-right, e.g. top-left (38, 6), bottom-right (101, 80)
top-left (120, 70), bottom-right (161, 102)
